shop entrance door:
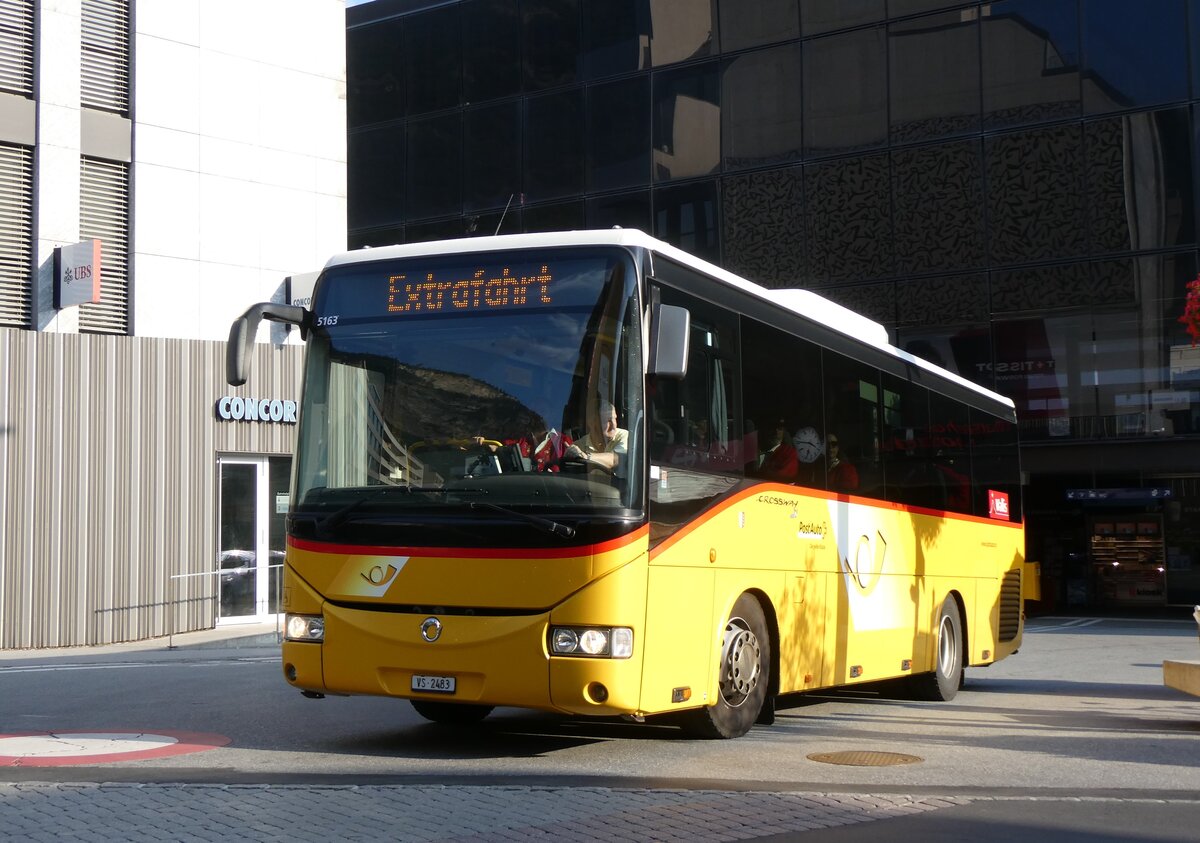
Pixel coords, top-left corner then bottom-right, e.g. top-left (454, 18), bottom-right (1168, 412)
top-left (217, 456), bottom-right (291, 623)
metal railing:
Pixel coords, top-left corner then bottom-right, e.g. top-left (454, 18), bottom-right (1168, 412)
top-left (168, 564), bottom-right (283, 649)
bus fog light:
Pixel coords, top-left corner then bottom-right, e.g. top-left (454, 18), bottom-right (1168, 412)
top-left (579, 629), bottom-right (608, 655)
top-left (286, 614), bottom-right (324, 642)
top-left (552, 628), bottom-right (579, 654)
top-left (611, 627), bottom-right (633, 658)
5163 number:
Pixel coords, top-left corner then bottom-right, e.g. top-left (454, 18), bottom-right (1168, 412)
top-left (316, 315), bottom-right (339, 327)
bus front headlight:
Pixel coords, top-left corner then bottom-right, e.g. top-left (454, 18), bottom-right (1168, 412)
top-left (286, 614), bottom-right (325, 642)
top-left (549, 626), bottom-right (633, 659)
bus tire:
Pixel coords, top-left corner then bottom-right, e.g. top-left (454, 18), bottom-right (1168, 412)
top-left (410, 700), bottom-right (494, 725)
top-left (683, 593), bottom-right (771, 739)
top-left (912, 597), bottom-right (963, 702)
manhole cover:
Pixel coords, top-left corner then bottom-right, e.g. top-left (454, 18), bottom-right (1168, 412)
top-left (807, 750), bottom-right (923, 767)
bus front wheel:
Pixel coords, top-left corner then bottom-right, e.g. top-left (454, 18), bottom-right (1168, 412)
top-left (683, 593), bottom-right (771, 739)
top-left (410, 700), bottom-right (494, 725)
top-left (912, 597), bottom-right (963, 701)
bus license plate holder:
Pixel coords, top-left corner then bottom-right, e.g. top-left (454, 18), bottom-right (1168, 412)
top-left (411, 674), bottom-right (456, 694)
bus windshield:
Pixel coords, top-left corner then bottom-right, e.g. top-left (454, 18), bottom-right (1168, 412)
top-left (293, 247), bottom-right (644, 537)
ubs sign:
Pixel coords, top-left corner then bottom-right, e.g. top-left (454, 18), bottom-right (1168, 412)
top-left (215, 396), bottom-right (298, 424)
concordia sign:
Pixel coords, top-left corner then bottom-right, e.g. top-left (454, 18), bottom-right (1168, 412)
top-left (215, 396), bottom-right (298, 424)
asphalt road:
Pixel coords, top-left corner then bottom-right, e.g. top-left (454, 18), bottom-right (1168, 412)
top-left (1, 615), bottom-right (1198, 840)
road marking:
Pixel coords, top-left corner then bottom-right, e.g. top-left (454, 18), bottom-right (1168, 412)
top-left (0, 657), bottom-right (276, 675)
top-left (0, 730), bottom-right (230, 767)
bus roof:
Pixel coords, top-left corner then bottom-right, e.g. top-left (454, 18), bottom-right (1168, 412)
top-left (323, 229), bottom-right (1014, 411)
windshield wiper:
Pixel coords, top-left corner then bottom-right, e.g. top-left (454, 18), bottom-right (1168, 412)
top-left (315, 485), bottom-right (483, 535)
top-left (468, 501), bottom-right (575, 539)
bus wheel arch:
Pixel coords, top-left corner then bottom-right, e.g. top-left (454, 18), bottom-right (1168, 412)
top-left (682, 591), bottom-right (773, 739)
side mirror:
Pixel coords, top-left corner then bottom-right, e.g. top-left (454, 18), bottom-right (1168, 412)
top-left (227, 302), bottom-right (309, 386)
top-left (648, 303), bottom-right (690, 379)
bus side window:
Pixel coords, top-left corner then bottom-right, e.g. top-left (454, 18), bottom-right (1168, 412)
top-left (822, 350), bottom-right (881, 495)
top-left (881, 374), bottom-right (935, 508)
top-left (928, 391), bottom-right (973, 515)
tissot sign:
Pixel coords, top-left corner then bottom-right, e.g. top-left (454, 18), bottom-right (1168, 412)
top-left (54, 239), bottom-right (102, 308)
top-left (215, 396), bottom-right (297, 424)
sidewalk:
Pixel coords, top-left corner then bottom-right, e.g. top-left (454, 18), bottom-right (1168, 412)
top-left (0, 621), bottom-right (281, 662)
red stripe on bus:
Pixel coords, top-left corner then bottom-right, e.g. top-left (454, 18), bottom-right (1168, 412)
top-left (289, 524), bottom-right (649, 559)
top-left (648, 482), bottom-right (1022, 559)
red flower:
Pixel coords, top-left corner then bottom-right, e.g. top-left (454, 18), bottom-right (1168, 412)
top-left (1181, 275), bottom-right (1200, 347)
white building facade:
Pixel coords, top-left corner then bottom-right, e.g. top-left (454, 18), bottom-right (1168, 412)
top-left (0, 0), bottom-right (346, 648)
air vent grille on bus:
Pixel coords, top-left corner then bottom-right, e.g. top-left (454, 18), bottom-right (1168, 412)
top-left (999, 570), bottom-right (1022, 642)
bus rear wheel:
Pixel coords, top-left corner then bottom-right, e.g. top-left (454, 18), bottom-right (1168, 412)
top-left (911, 597), bottom-right (963, 701)
top-left (683, 593), bottom-right (771, 739)
top-left (410, 700), bottom-right (494, 725)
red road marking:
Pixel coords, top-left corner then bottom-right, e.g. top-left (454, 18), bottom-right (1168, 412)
top-left (0, 730), bottom-right (230, 767)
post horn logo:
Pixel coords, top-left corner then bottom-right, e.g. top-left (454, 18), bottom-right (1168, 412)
top-left (420, 617), bottom-right (442, 643)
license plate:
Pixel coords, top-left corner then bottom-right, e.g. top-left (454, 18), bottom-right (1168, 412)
top-left (411, 674), bottom-right (456, 694)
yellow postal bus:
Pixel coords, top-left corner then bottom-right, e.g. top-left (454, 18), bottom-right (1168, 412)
top-left (228, 229), bottom-right (1024, 738)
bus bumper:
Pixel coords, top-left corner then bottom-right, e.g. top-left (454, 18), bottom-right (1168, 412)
top-left (283, 603), bottom-right (644, 717)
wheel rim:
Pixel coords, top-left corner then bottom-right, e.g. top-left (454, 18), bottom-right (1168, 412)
top-left (937, 614), bottom-right (957, 676)
top-left (719, 617), bottom-right (761, 706)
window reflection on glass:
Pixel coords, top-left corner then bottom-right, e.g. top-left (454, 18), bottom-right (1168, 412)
top-left (1081, 0), bottom-right (1188, 114)
top-left (718, 0), bottom-right (799, 52)
top-left (800, 0), bottom-right (884, 36)
top-left (582, 0), bottom-right (648, 79)
top-left (889, 11), bottom-right (980, 144)
top-left (463, 0), bottom-right (521, 103)
top-left (652, 62), bottom-right (720, 181)
top-left (525, 89), bottom-right (585, 201)
top-left (586, 191), bottom-right (651, 231)
top-left (406, 114), bottom-right (462, 220)
top-left (981, 0), bottom-right (1081, 129)
top-left (803, 27), bottom-right (887, 157)
top-left (1084, 108), bottom-right (1195, 254)
top-left (523, 0), bottom-right (580, 91)
top-left (721, 43), bottom-right (802, 171)
top-left (648, 0), bottom-right (718, 66)
top-left (654, 180), bottom-right (719, 262)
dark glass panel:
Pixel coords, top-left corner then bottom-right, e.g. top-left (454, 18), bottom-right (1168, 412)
top-left (985, 123), bottom-right (1086, 264)
top-left (991, 261), bottom-right (1096, 313)
top-left (800, 0), bottom-right (885, 36)
top-left (718, 0), bottom-right (799, 52)
top-left (582, 0), bottom-right (648, 79)
top-left (349, 226), bottom-right (404, 250)
top-left (721, 167), bottom-right (806, 288)
top-left (817, 282), bottom-right (896, 328)
top-left (404, 5), bottom-right (461, 116)
top-left (721, 43), bottom-right (802, 171)
top-left (523, 0), bottom-right (580, 91)
top-left (891, 139), bottom-right (985, 274)
top-left (347, 19), bottom-right (404, 127)
top-left (348, 126), bottom-right (405, 229)
top-left (1084, 107), bottom-right (1195, 254)
top-left (803, 28), bottom-right (887, 157)
top-left (406, 217), bottom-right (473, 243)
top-left (652, 62), bottom-right (720, 182)
top-left (648, 0), bottom-right (718, 67)
top-left (524, 88), bottom-right (585, 201)
top-left (889, 11), bottom-right (980, 143)
top-left (804, 153), bottom-right (893, 283)
top-left (982, 0), bottom-right (1081, 129)
top-left (522, 199), bottom-right (585, 232)
top-left (463, 0), bottom-right (521, 103)
top-left (464, 102), bottom-right (521, 212)
top-left (588, 76), bottom-right (651, 192)
top-left (586, 191), bottom-right (652, 231)
top-left (896, 274), bottom-right (989, 327)
top-left (1081, 0), bottom-right (1188, 115)
top-left (889, 0), bottom-right (971, 16)
top-left (406, 113), bottom-right (462, 220)
top-left (465, 207), bottom-right (521, 238)
top-left (653, 179), bottom-right (720, 262)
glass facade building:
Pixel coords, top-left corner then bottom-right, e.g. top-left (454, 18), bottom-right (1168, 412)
top-left (346, 0), bottom-right (1200, 610)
